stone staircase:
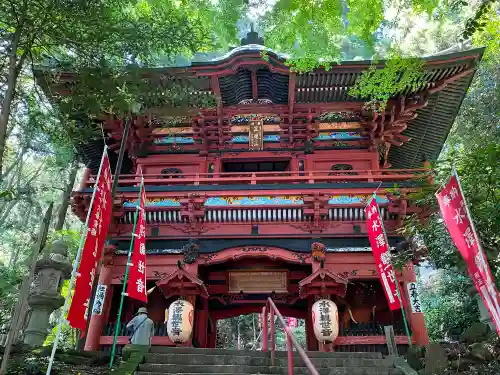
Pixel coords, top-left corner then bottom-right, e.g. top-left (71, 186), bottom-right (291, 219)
top-left (136, 347), bottom-right (403, 375)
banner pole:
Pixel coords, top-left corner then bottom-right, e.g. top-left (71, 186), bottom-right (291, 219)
top-left (453, 169), bottom-right (500, 318)
top-left (109, 179), bottom-right (144, 368)
top-left (46, 146), bottom-right (109, 375)
top-left (83, 117), bottom-right (131, 347)
top-left (390, 264), bottom-right (413, 347)
top-left (373, 194), bottom-right (413, 347)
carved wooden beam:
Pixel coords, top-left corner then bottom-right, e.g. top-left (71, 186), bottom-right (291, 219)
top-left (367, 94), bottom-right (429, 149)
top-left (382, 142), bottom-right (391, 168)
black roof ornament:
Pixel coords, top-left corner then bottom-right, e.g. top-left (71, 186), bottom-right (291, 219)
top-left (241, 23), bottom-right (264, 46)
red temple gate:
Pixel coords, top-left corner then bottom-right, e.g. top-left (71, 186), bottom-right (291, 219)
top-left (34, 35), bottom-right (483, 354)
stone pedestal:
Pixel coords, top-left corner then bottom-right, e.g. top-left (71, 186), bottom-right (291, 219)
top-left (24, 240), bottom-right (72, 346)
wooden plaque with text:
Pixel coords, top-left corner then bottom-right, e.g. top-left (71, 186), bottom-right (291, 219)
top-left (228, 270), bottom-right (287, 293)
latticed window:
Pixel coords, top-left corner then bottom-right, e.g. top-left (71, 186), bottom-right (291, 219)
top-left (161, 168), bottom-right (183, 178)
top-left (329, 164), bottom-right (358, 176)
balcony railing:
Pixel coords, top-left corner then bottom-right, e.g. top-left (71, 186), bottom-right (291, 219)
top-left (82, 168), bottom-right (430, 189)
top-left (118, 206), bottom-right (394, 224)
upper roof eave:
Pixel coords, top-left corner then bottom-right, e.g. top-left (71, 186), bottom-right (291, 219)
top-left (33, 46), bottom-right (485, 78)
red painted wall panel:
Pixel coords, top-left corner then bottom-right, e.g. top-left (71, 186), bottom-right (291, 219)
top-left (135, 149), bottom-right (379, 177)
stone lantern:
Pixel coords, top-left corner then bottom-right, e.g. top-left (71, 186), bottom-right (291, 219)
top-left (24, 240), bottom-right (72, 346)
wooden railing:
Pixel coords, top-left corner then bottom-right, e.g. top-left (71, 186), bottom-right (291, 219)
top-left (262, 297), bottom-right (319, 375)
top-left (82, 168), bottom-right (430, 189)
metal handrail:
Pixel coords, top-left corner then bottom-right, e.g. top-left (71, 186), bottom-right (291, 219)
top-left (262, 297), bottom-right (319, 375)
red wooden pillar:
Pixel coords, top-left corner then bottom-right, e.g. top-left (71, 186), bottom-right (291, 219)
top-left (290, 156), bottom-right (299, 173)
top-left (200, 157), bottom-right (208, 174)
top-left (195, 297), bottom-right (209, 347)
top-left (305, 296), bottom-right (318, 351)
top-left (207, 315), bottom-right (217, 348)
top-left (402, 265), bottom-right (430, 346)
top-left (84, 265), bottom-right (113, 351)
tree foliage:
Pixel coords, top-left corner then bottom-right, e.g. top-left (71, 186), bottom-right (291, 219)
top-left (398, 9), bottom-right (500, 281)
top-left (348, 56), bottom-right (425, 110)
top-left (256, 0), bottom-right (490, 72)
top-left (0, 0), bottom-right (228, 177)
top-left (420, 270), bottom-right (479, 341)
top-left (0, 264), bottom-right (22, 326)
top-left (385, 4), bottom-right (500, 341)
top-left (216, 314), bottom-right (306, 350)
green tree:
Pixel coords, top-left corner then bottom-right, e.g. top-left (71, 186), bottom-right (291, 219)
top-left (0, 0), bottom-right (225, 178)
top-left (0, 264), bottom-right (22, 326)
top-left (420, 270), bottom-right (479, 341)
top-left (216, 314), bottom-right (259, 349)
top-left (399, 9), bottom-right (500, 279)
top-left (256, 0), bottom-right (489, 71)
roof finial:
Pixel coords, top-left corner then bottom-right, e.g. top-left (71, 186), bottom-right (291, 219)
top-left (240, 23), bottom-right (264, 46)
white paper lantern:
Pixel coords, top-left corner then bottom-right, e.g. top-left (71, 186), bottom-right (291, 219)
top-left (311, 299), bottom-right (339, 342)
top-left (166, 299), bottom-right (194, 343)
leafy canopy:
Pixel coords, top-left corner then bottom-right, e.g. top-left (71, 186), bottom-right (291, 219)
top-left (420, 270), bottom-right (479, 341)
top-left (256, 0), bottom-right (475, 72)
top-left (348, 56), bottom-right (425, 110)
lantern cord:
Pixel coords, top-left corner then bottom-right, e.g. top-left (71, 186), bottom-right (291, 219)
top-left (109, 179), bottom-right (144, 368)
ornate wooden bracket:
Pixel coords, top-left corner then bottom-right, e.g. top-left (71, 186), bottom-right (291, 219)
top-left (387, 194), bottom-right (409, 228)
top-left (299, 269), bottom-right (348, 298)
top-left (362, 94), bottom-right (428, 150)
top-left (106, 116), bottom-right (155, 159)
top-left (303, 192), bottom-right (330, 229)
top-left (70, 194), bottom-right (89, 221)
top-left (179, 194), bottom-right (206, 234)
top-left (156, 267), bottom-right (208, 299)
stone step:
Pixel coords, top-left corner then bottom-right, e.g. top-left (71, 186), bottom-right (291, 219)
top-left (138, 363), bottom-right (401, 375)
top-left (144, 353), bottom-right (394, 368)
top-left (137, 374), bottom-right (399, 375)
top-left (138, 363), bottom-right (276, 374)
top-left (275, 357), bottom-right (394, 368)
top-left (137, 370), bottom-right (401, 375)
top-left (279, 368), bottom-right (402, 375)
top-left (148, 346), bottom-right (383, 359)
top-left (137, 373), bottom-right (275, 375)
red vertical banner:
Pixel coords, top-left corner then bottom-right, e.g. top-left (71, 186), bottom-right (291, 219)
top-left (67, 150), bottom-right (113, 333)
top-left (365, 198), bottom-right (401, 311)
top-left (436, 173), bottom-right (500, 335)
top-left (126, 183), bottom-right (148, 302)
